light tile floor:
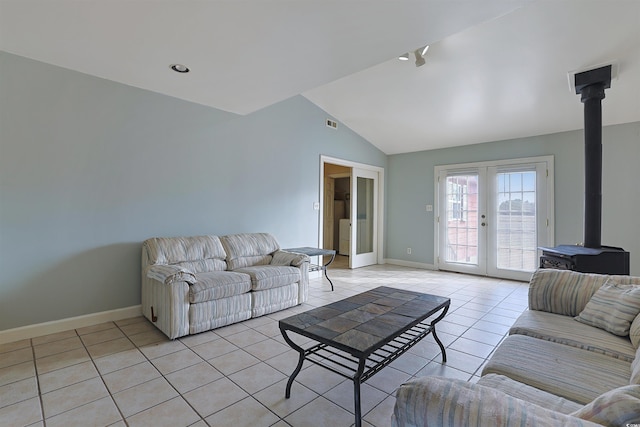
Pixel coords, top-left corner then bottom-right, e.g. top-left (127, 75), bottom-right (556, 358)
top-left (0, 257), bottom-right (529, 426)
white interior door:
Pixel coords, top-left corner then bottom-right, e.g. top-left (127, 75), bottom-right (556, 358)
top-left (350, 168), bottom-right (378, 268)
top-left (436, 157), bottom-right (553, 280)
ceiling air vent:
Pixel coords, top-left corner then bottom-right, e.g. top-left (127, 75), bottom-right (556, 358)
top-left (326, 119), bottom-right (338, 129)
top-left (567, 61), bottom-right (618, 93)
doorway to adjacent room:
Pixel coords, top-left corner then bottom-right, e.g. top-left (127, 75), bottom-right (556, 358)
top-left (320, 156), bottom-right (384, 269)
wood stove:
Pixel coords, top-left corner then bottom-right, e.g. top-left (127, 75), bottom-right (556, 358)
top-left (540, 245), bottom-right (629, 274)
top-left (539, 65), bottom-right (630, 275)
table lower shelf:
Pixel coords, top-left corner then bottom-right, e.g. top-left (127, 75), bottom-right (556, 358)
top-left (301, 320), bottom-right (444, 384)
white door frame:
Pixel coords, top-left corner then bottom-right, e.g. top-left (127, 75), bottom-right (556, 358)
top-left (320, 155), bottom-right (385, 266)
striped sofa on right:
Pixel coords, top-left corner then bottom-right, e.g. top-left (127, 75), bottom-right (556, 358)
top-left (392, 269), bottom-right (640, 427)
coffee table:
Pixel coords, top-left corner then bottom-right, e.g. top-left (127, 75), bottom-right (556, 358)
top-left (279, 286), bottom-right (450, 427)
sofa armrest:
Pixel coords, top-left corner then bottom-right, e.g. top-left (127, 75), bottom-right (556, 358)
top-left (146, 264), bottom-right (196, 285)
top-left (528, 269), bottom-right (608, 316)
top-left (270, 250), bottom-right (309, 267)
top-left (270, 250), bottom-right (310, 304)
top-left (392, 376), bottom-right (601, 427)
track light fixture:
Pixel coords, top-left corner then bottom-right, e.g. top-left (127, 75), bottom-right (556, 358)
top-left (398, 45), bottom-right (429, 67)
top-left (413, 50), bottom-right (425, 67)
top-left (414, 45), bottom-right (428, 67)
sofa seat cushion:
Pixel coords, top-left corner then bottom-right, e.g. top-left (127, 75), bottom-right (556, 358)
top-left (478, 373), bottom-right (582, 414)
top-left (510, 310), bottom-right (636, 362)
top-left (189, 271), bottom-right (251, 303)
top-left (482, 335), bottom-right (631, 405)
top-left (234, 265), bottom-right (301, 291)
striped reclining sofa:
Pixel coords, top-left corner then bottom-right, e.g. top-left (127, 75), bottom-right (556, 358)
top-left (392, 269), bottom-right (640, 426)
top-left (141, 233), bottom-right (309, 339)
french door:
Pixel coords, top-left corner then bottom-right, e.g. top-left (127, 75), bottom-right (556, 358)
top-left (436, 157), bottom-right (553, 281)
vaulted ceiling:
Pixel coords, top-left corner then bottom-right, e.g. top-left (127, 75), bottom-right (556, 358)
top-left (1, 0), bottom-right (639, 154)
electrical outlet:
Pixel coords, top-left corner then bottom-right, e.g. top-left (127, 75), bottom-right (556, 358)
top-left (313, 202), bottom-right (320, 210)
top-left (407, 248), bottom-right (411, 254)
top-left (426, 204), bottom-right (433, 212)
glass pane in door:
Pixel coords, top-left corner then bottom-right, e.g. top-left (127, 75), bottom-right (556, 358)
top-left (496, 171), bottom-right (537, 271)
top-left (445, 174), bottom-right (478, 264)
top-left (356, 177), bottom-right (374, 254)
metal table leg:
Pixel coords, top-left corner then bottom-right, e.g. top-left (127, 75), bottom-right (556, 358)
top-left (280, 329), bottom-right (306, 398)
top-left (322, 252), bottom-right (336, 291)
top-left (430, 304), bottom-right (450, 362)
top-left (353, 358), bottom-right (366, 427)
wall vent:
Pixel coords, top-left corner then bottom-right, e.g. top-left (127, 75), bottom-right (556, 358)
top-left (326, 119), bottom-right (338, 129)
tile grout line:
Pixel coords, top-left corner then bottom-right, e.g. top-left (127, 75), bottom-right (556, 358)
top-left (31, 338), bottom-right (47, 427)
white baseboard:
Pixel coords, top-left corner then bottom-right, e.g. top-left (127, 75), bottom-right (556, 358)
top-left (384, 259), bottom-right (437, 270)
top-left (0, 305), bottom-right (142, 345)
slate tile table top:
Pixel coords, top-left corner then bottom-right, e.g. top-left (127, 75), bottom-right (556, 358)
top-left (279, 286), bottom-right (450, 427)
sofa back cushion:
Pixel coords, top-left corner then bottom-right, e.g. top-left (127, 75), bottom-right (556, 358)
top-left (529, 269), bottom-right (609, 316)
top-left (221, 233), bottom-right (279, 270)
top-left (144, 235), bottom-right (227, 273)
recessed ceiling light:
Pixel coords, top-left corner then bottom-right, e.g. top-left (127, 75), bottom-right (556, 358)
top-left (398, 53), bottom-right (409, 61)
top-left (170, 64), bottom-right (190, 73)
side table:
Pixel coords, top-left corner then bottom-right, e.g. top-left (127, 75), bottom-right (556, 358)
top-left (284, 247), bottom-right (336, 291)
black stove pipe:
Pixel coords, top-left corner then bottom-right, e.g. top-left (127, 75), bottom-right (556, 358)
top-left (574, 65), bottom-right (611, 249)
top-left (581, 84), bottom-right (604, 248)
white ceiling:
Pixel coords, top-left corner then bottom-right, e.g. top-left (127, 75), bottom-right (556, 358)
top-left (1, 0), bottom-right (639, 155)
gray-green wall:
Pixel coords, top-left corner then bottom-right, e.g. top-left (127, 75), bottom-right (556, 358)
top-left (0, 52), bottom-right (387, 331)
top-left (387, 122), bottom-right (640, 275)
top-left (2, 50), bottom-right (639, 332)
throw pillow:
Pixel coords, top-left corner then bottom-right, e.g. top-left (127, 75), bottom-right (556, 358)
top-left (570, 385), bottom-right (640, 426)
top-left (575, 280), bottom-right (640, 336)
top-left (631, 313), bottom-right (640, 348)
